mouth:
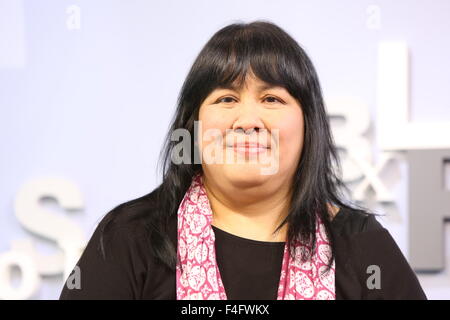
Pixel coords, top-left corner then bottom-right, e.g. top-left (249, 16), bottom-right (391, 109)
top-left (226, 143), bottom-right (270, 155)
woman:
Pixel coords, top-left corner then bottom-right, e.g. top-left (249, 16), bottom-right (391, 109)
top-left (59, 21), bottom-right (427, 300)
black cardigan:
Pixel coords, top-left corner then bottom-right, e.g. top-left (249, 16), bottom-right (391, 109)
top-left (59, 198), bottom-right (427, 300)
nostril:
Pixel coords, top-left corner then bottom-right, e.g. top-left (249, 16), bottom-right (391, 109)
top-left (244, 128), bottom-right (257, 134)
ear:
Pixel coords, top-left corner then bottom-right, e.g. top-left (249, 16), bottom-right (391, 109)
top-left (327, 203), bottom-right (340, 220)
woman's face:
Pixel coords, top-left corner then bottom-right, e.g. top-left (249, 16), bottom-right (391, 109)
top-left (197, 72), bottom-right (304, 188)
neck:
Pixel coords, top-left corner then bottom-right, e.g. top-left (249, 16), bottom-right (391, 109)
top-left (203, 175), bottom-right (291, 242)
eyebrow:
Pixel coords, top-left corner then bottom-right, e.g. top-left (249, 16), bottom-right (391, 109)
top-left (215, 83), bottom-right (282, 93)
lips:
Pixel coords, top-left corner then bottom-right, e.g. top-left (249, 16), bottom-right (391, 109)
top-left (232, 142), bottom-right (269, 149)
top-left (225, 140), bottom-right (271, 149)
top-left (226, 142), bottom-right (270, 156)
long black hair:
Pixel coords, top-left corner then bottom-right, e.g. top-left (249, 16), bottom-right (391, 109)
top-left (99, 20), bottom-right (375, 274)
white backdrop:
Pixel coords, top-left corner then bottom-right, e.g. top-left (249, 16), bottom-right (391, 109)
top-left (0, 0), bottom-right (449, 299)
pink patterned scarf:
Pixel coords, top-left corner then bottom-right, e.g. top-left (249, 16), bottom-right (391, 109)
top-left (176, 173), bottom-right (335, 300)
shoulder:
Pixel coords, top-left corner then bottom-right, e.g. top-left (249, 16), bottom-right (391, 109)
top-left (97, 191), bottom-right (158, 235)
top-left (93, 187), bottom-right (179, 260)
top-left (331, 207), bottom-right (427, 299)
top-left (92, 191), bottom-right (160, 259)
top-left (60, 193), bottom-right (160, 300)
top-left (331, 206), bottom-right (384, 237)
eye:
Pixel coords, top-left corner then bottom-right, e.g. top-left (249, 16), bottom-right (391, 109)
top-left (215, 96), bottom-right (237, 104)
top-left (263, 96), bottom-right (284, 104)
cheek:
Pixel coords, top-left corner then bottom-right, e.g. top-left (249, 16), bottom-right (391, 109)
top-left (198, 108), bottom-right (229, 150)
top-left (276, 110), bottom-right (304, 166)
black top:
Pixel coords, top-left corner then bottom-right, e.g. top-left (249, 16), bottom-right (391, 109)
top-left (212, 224), bottom-right (285, 300)
top-left (59, 198), bottom-right (427, 300)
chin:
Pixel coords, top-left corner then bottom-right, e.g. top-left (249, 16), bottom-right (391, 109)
top-left (222, 165), bottom-right (271, 186)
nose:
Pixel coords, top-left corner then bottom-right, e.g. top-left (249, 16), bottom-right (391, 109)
top-left (231, 101), bottom-right (265, 134)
